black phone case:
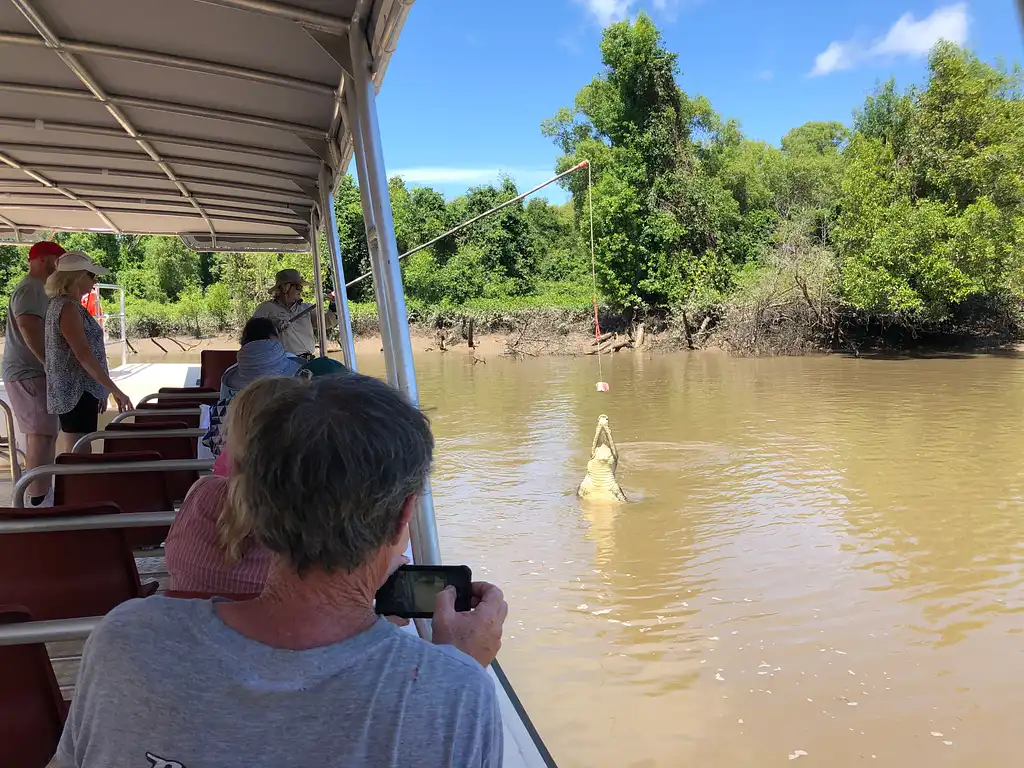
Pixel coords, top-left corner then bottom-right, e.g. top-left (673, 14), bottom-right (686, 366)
top-left (374, 565), bottom-right (472, 619)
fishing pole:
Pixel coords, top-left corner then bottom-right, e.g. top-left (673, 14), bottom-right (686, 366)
top-left (345, 160), bottom-right (590, 289)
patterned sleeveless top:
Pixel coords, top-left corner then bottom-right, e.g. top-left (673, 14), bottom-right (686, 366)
top-left (45, 296), bottom-right (109, 415)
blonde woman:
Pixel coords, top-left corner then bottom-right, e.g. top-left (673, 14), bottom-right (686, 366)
top-left (44, 251), bottom-right (133, 453)
top-left (166, 376), bottom-right (303, 595)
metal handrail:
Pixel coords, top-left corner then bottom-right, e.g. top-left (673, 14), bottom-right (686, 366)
top-left (0, 509), bottom-right (176, 534)
top-left (0, 398), bottom-right (21, 483)
top-left (111, 407), bottom-right (202, 424)
top-left (73, 428), bottom-right (206, 453)
top-left (0, 616), bottom-right (100, 647)
top-left (138, 392), bottom-right (218, 405)
top-left (12, 458), bottom-right (214, 507)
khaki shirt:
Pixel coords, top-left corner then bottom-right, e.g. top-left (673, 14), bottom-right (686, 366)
top-left (252, 300), bottom-right (316, 356)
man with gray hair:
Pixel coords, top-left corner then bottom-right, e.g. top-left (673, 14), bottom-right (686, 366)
top-left (56, 373), bottom-right (508, 767)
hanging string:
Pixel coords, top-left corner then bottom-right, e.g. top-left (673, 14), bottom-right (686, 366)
top-left (587, 160), bottom-right (606, 389)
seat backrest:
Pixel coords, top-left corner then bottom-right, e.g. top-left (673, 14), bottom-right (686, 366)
top-left (134, 402), bottom-right (202, 428)
top-left (53, 452), bottom-right (173, 549)
top-left (102, 422), bottom-right (198, 503)
top-left (200, 349), bottom-right (238, 390)
top-left (156, 387), bottom-right (219, 405)
top-left (0, 606), bottom-right (67, 768)
top-left (106, 420), bottom-right (190, 432)
top-left (0, 505), bottom-right (146, 621)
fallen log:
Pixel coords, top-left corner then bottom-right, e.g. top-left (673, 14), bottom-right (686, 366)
top-left (633, 322), bottom-right (646, 349)
top-left (586, 339), bottom-right (633, 355)
top-left (590, 331), bottom-right (615, 346)
top-left (161, 336), bottom-right (188, 352)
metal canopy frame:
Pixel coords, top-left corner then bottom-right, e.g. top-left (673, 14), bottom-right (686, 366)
top-left (0, 0), bottom-right (437, 563)
top-left (0, 0), bottom-right (408, 247)
top-left (0, 0), bottom-right (440, 631)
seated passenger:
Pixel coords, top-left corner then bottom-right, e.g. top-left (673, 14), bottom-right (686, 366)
top-left (208, 354), bottom-right (351, 478)
top-left (165, 377), bottom-right (296, 595)
top-left (201, 317), bottom-right (303, 458)
top-left (56, 372), bottom-right (506, 768)
top-left (219, 316), bottom-right (303, 399)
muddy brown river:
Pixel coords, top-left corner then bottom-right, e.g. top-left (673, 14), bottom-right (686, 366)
top-left (144, 347), bottom-right (1024, 766)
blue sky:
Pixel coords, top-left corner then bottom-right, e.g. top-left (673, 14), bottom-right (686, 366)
top-left (373, 1), bottom-right (1023, 203)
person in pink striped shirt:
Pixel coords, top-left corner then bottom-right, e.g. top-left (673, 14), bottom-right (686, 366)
top-left (166, 377), bottom-right (297, 595)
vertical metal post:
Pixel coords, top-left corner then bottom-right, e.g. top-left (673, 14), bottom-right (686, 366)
top-left (344, 98), bottom-right (398, 387)
top-left (308, 216), bottom-right (329, 357)
top-left (118, 285), bottom-right (126, 367)
top-left (349, 22), bottom-right (442, 568)
top-left (319, 175), bottom-right (358, 371)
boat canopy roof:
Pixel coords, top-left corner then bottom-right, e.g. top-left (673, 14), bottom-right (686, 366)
top-left (0, 0), bottom-right (410, 251)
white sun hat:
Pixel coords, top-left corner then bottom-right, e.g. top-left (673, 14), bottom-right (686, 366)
top-left (55, 250), bottom-right (109, 275)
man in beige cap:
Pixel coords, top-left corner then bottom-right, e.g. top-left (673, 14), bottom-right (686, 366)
top-left (252, 268), bottom-right (317, 358)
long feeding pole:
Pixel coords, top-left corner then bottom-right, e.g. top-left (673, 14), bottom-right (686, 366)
top-left (345, 160), bottom-right (590, 289)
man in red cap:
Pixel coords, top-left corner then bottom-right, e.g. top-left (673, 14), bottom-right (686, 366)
top-left (2, 240), bottom-right (64, 505)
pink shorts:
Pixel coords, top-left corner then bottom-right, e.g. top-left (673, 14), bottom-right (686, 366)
top-left (4, 377), bottom-right (58, 436)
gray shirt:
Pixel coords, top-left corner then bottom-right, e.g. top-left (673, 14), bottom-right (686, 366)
top-left (2, 275), bottom-right (47, 381)
top-left (55, 596), bottom-right (503, 768)
top-left (252, 299), bottom-right (317, 356)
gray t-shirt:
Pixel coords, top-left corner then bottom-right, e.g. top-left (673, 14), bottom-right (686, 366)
top-left (2, 275), bottom-right (47, 381)
top-left (55, 596), bottom-right (503, 768)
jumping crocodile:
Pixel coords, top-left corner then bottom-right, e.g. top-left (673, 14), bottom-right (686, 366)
top-left (577, 414), bottom-right (627, 502)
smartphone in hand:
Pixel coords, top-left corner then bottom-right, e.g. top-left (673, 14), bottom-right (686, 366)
top-left (375, 565), bottom-right (472, 619)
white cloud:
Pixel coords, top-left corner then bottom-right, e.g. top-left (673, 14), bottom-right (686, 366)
top-left (573, 0), bottom-right (703, 26)
top-left (391, 167), bottom-right (553, 189)
top-left (574, 0), bottom-right (635, 27)
top-left (756, 69), bottom-right (775, 81)
top-left (873, 4), bottom-right (969, 57)
top-left (809, 3), bottom-right (969, 77)
top-left (810, 41), bottom-right (858, 76)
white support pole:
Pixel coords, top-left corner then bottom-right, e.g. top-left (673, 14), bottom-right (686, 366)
top-left (319, 179), bottom-right (358, 370)
top-left (349, 23), bottom-right (441, 568)
top-left (308, 215), bottom-right (329, 357)
top-left (118, 285), bottom-right (127, 367)
top-left (343, 98), bottom-right (398, 387)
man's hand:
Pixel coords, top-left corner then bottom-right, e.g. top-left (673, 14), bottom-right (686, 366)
top-left (432, 581), bottom-right (507, 667)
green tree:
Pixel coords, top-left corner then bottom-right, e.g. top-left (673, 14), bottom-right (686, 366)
top-left (138, 236), bottom-right (200, 301)
top-left (450, 177), bottom-right (536, 296)
top-left (54, 232), bottom-right (122, 274)
top-left (525, 198), bottom-right (586, 282)
top-left (333, 174), bottom-right (372, 301)
top-left (836, 43), bottom-right (1024, 321)
top-left (543, 12), bottom-right (741, 310)
top-left (204, 282), bottom-right (231, 331)
top-left (175, 285), bottom-right (205, 338)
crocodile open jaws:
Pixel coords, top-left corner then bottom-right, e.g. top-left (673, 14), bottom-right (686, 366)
top-left (577, 414), bottom-right (627, 502)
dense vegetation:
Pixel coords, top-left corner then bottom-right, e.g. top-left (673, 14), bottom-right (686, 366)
top-left (544, 15), bottom-right (1024, 351)
top-left (1, 13), bottom-right (1021, 352)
